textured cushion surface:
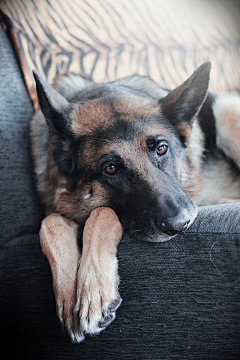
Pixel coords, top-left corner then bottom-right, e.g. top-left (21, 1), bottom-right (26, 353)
top-left (2, 213), bottom-right (240, 360)
top-left (0, 23), bottom-right (43, 249)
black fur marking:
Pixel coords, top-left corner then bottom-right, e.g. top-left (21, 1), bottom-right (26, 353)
top-left (94, 118), bottom-right (136, 143)
top-left (52, 133), bottom-right (89, 190)
top-left (33, 69), bottom-right (73, 136)
top-left (198, 92), bottom-right (217, 156)
top-left (104, 174), bottom-right (155, 234)
top-left (52, 135), bottom-right (78, 190)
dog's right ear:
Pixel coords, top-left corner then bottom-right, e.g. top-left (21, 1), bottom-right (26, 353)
top-left (159, 62), bottom-right (211, 143)
top-left (33, 70), bottom-right (72, 136)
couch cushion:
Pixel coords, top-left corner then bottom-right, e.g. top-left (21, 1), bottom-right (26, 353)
top-left (2, 203), bottom-right (240, 359)
top-left (0, 23), bottom-right (44, 249)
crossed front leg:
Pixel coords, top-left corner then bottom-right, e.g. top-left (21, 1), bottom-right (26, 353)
top-left (40, 207), bottom-right (123, 343)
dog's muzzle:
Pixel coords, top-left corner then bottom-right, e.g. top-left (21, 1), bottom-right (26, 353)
top-left (153, 192), bottom-right (198, 239)
top-left (160, 208), bottom-right (191, 236)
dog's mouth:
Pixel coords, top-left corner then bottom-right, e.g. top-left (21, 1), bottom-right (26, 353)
top-left (125, 226), bottom-right (178, 243)
top-left (136, 230), bottom-right (179, 243)
top-left (125, 206), bottom-right (198, 243)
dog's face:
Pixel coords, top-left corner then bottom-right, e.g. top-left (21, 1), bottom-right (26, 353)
top-left (34, 62), bottom-right (210, 241)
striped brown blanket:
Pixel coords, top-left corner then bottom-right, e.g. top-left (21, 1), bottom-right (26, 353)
top-left (1, 0), bottom-right (240, 110)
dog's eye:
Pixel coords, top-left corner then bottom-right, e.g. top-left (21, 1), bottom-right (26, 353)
top-left (157, 144), bottom-right (168, 156)
top-left (104, 164), bottom-right (119, 175)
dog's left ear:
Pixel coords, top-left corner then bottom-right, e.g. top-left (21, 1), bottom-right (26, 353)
top-left (33, 70), bottom-right (77, 180)
top-left (33, 69), bottom-right (72, 136)
top-left (160, 62), bottom-right (211, 142)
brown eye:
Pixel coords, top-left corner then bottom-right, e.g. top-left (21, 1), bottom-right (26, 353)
top-left (157, 144), bottom-right (168, 156)
top-left (105, 164), bottom-right (118, 175)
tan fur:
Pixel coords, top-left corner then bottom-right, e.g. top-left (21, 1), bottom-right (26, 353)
top-left (196, 93), bottom-right (240, 205)
top-left (40, 214), bottom-right (80, 336)
top-left (71, 100), bottom-right (113, 135)
top-left (74, 207), bottom-right (123, 339)
top-left (53, 181), bottom-right (109, 222)
top-left (174, 149), bottom-right (202, 200)
top-left (40, 208), bottom-right (123, 343)
top-left (214, 92), bottom-right (240, 170)
top-left (176, 122), bottom-right (192, 139)
top-left (71, 94), bottom-right (159, 136)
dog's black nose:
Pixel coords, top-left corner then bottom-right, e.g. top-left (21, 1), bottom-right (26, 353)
top-left (161, 209), bottom-right (191, 236)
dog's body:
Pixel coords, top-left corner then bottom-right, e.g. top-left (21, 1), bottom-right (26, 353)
top-left (30, 62), bottom-right (240, 342)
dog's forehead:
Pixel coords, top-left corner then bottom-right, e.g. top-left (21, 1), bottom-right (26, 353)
top-left (70, 93), bottom-right (162, 136)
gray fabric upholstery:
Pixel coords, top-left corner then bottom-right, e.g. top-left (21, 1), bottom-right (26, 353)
top-left (188, 204), bottom-right (240, 234)
top-left (2, 214), bottom-right (240, 359)
top-left (0, 24), bottom-right (43, 249)
top-left (1, 22), bottom-right (240, 359)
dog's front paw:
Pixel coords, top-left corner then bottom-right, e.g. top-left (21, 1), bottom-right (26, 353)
top-left (39, 214), bottom-right (81, 341)
top-left (72, 261), bottom-right (121, 342)
top-left (72, 207), bottom-right (123, 343)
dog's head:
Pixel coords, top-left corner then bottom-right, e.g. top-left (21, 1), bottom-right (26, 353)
top-left (33, 62), bottom-right (210, 241)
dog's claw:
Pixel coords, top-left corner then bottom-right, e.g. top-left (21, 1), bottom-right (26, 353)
top-left (98, 297), bottom-right (122, 330)
top-left (59, 317), bottom-right (65, 330)
top-left (102, 296), bottom-right (122, 318)
top-left (108, 297), bottom-right (122, 313)
top-left (99, 313), bottom-right (116, 329)
top-left (57, 301), bottom-right (64, 324)
top-left (72, 331), bottom-right (85, 344)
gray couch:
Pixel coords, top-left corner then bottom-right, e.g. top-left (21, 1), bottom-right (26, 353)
top-left (1, 24), bottom-right (240, 360)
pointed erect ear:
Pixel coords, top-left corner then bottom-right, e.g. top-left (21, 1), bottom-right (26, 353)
top-left (160, 62), bottom-right (211, 141)
top-left (33, 70), bottom-right (72, 135)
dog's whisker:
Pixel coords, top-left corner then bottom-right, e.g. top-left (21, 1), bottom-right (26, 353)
top-left (140, 209), bottom-right (151, 216)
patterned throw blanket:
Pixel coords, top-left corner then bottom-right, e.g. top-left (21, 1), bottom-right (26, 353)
top-left (1, 0), bottom-right (240, 110)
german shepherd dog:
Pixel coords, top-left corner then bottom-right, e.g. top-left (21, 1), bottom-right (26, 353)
top-left (30, 62), bottom-right (240, 342)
